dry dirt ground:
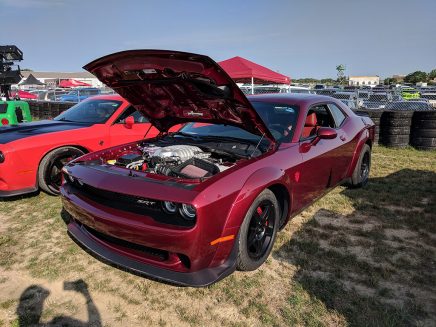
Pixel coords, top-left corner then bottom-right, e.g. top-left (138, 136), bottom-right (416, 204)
top-left (0, 146), bottom-right (435, 327)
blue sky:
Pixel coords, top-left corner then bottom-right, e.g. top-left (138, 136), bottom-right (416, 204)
top-left (1, 0), bottom-right (435, 79)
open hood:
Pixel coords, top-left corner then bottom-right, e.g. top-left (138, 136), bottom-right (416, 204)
top-left (83, 50), bottom-right (274, 141)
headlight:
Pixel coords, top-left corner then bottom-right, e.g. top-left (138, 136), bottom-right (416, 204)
top-left (162, 201), bottom-right (178, 214)
top-left (179, 204), bottom-right (196, 220)
top-left (0, 151), bottom-right (4, 163)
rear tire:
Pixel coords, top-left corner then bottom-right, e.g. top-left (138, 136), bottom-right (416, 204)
top-left (38, 147), bottom-right (85, 195)
top-left (349, 144), bottom-right (371, 188)
top-left (236, 189), bottom-right (279, 271)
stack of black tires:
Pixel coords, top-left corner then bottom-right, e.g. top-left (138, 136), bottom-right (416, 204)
top-left (410, 111), bottom-right (436, 150)
top-left (379, 111), bottom-right (413, 148)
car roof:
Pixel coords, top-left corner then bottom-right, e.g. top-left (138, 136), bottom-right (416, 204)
top-left (247, 93), bottom-right (338, 107)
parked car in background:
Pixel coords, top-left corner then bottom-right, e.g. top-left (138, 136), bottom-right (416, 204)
top-left (61, 49), bottom-right (375, 286)
top-left (38, 89), bottom-right (70, 101)
top-left (0, 95), bottom-right (166, 197)
top-left (401, 87), bottom-right (420, 100)
top-left (59, 88), bottom-right (101, 102)
top-left (0, 100), bottom-right (32, 125)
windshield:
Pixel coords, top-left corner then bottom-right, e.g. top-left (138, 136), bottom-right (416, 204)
top-left (178, 102), bottom-right (299, 143)
top-left (54, 99), bottom-right (121, 123)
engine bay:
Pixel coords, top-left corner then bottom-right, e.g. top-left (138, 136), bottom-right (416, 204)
top-left (106, 143), bottom-right (239, 180)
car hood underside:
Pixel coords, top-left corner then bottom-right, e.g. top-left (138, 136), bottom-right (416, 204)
top-left (83, 49), bottom-right (274, 141)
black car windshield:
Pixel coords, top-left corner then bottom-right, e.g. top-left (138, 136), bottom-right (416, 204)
top-left (178, 102), bottom-right (299, 143)
top-left (54, 99), bottom-right (121, 123)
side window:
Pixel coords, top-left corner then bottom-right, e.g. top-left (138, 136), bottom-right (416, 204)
top-left (328, 104), bottom-right (347, 127)
top-left (115, 106), bottom-right (149, 124)
top-left (301, 104), bottom-right (335, 139)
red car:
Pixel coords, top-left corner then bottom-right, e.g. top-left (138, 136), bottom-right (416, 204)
top-left (61, 50), bottom-right (374, 286)
top-left (0, 95), bottom-right (160, 197)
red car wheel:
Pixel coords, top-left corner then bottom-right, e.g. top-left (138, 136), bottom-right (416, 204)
top-left (38, 147), bottom-right (85, 195)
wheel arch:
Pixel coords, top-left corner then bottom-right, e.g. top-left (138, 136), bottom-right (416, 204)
top-left (224, 167), bottom-right (291, 230)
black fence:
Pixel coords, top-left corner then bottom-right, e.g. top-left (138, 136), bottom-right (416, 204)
top-left (27, 100), bottom-right (75, 120)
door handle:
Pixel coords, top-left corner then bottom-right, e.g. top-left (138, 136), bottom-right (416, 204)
top-left (340, 135), bottom-right (346, 141)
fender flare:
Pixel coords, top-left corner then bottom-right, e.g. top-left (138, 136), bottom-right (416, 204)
top-left (346, 129), bottom-right (370, 177)
top-left (224, 166), bottom-right (290, 229)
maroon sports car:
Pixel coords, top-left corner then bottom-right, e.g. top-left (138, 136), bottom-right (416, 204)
top-left (61, 50), bottom-right (374, 286)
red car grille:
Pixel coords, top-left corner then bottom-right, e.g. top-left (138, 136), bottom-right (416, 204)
top-left (65, 178), bottom-right (194, 227)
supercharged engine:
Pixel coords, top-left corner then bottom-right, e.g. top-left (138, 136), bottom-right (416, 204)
top-left (111, 144), bottom-right (233, 179)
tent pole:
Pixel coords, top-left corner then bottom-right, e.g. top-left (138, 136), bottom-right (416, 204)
top-left (251, 76), bottom-right (254, 95)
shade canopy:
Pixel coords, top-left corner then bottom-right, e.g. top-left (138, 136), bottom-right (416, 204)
top-left (11, 90), bottom-right (38, 99)
top-left (19, 73), bottom-right (44, 86)
top-left (218, 56), bottom-right (290, 84)
top-left (59, 79), bottom-right (92, 88)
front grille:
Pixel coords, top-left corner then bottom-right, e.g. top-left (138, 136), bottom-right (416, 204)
top-left (66, 180), bottom-right (194, 227)
top-left (83, 224), bottom-right (169, 261)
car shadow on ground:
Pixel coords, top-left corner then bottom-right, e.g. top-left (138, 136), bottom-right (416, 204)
top-left (274, 169), bottom-right (436, 326)
top-left (16, 279), bottom-right (102, 327)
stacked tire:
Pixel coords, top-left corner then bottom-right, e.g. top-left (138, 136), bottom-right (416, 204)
top-left (379, 111), bottom-right (413, 148)
top-left (411, 111), bottom-right (436, 150)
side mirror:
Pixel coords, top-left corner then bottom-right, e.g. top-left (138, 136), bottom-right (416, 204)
top-left (124, 116), bottom-right (134, 129)
top-left (311, 127), bottom-right (337, 146)
top-left (317, 127), bottom-right (337, 140)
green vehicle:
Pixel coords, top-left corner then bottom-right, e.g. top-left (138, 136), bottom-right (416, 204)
top-left (401, 87), bottom-right (420, 101)
top-left (0, 100), bottom-right (32, 125)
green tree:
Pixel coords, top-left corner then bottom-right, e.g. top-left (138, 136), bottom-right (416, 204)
top-left (384, 77), bottom-right (396, 85)
top-left (428, 69), bottom-right (436, 80)
top-left (404, 71), bottom-right (428, 84)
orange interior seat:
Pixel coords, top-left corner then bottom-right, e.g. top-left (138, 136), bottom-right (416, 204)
top-left (302, 113), bottom-right (318, 138)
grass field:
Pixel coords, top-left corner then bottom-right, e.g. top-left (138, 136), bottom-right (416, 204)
top-left (0, 146), bottom-right (435, 327)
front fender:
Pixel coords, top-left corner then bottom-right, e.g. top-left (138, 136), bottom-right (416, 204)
top-left (225, 166), bottom-right (287, 228)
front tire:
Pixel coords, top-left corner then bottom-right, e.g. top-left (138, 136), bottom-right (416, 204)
top-left (38, 147), bottom-right (85, 195)
top-left (349, 144), bottom-right (371, 188)
top-left (236, 189), bottom-right (280, 271)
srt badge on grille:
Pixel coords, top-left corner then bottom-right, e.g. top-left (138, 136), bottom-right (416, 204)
top-left (136, 199), bottom-right (156, 206)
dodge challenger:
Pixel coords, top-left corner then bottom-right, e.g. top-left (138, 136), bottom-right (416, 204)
top-left (0, 95), bottom-right (160, 197)
top-left (61, 50), bottom-right (374, 286)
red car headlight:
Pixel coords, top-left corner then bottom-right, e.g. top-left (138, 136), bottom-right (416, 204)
top-left (0, 151), bottom-right (4, 163)
top-left (162, 201), bottom-right (197, 221)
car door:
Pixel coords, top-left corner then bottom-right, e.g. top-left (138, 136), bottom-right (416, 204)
top-left (296, 103), bottom-right (350, 207)
top-left (109, 105), bottom-right (159, 146)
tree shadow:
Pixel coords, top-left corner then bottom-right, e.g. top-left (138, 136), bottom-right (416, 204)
top-left (274, 169), bottom-right (436, 326)
top-left (16, 279), bottom-right (102, 327)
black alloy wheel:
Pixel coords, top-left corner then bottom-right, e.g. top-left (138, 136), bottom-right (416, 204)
top-left (38, 147), bottom-right (85, 195)
top-left (237, 189), bottom-right (280, 271)
top-left (247, 200), bottom-right (275, 260)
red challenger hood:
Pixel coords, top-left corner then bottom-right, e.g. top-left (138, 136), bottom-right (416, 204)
top-left (83, 50), bottom-right (274, 141)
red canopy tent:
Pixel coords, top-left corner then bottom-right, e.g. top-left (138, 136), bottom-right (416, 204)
top-left (218, 56), bottom-right (290, 93)
top-left (59, 79), bottom-right (92, 88)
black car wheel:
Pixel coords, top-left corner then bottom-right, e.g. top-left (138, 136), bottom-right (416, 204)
top-left (236, 189), bottom-right (279, 271)
top-left (349, 144), bottom-right (371, 188)
top-left (38, 147), bottom-right (85, 195)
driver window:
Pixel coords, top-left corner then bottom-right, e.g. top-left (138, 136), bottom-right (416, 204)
top-left (115, 106), bottom-right (149, 124)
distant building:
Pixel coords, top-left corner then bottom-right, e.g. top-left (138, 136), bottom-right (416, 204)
top-left (348, 76), bottom-right (380, 87)
top-left (19, 71), bottom-right (103, 88)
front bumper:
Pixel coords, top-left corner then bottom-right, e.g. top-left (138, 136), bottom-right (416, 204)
top-left (0, 186), bottom-right (38, 198)
top-left (67, 221), bottom-right (237, 287)
top-left (61, 183), bottom-right (238, 286)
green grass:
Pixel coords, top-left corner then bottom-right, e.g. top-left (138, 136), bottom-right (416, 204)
top-left (0, 145), bottom-right (435, 326)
